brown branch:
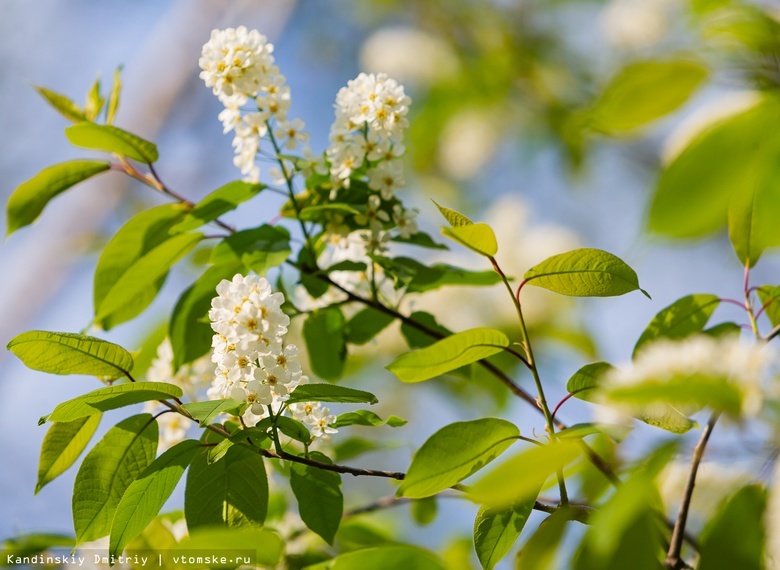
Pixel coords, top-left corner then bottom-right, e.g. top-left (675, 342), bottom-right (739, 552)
top-left (665, 413), bottom-right (719, 569)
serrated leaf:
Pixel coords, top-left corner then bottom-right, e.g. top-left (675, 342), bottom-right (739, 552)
top-left (633, 294), bottom-right (720, 357)
top-left (470, 440), bottom-right (582, 507)
top-left (95, 231), bottom-right (203, 324)
top-left (182, 399), bottom-right (244, 427)
top-left (474, 498), bottom-right (535, 570)
top-left (106, 66), bottom-right (122, 125)
top-left (303, 308), bottom-right (347, 381)
top-left (185, 434), bottom-right (268, 529)
top-left (290, 451), bottom-right (343, 544)
top-left (73, 414), bottom-right (158, 543)
top-left (566, 362), bottom-right (614, 403)
top-left (399, 418), bottom-right (519, 498)
top-left (109, 439), bottom-right (200, 558)
top-left (169, 261), bottom-right (242, 369)
top-left (332, 410), bottom-right (407, 428)
top-left (442, 224), bottom-right (498, 257)
top-left (174, 526), bottom-right (283, 567)
top-left (66, 122), bottom-right (159, 163)
top-left (33, 85), bottom-right (87, 122)
top-left (306, 545), bottom-right (447, 570)
top-left (590, 59), bottom-right (708, 135)
top-left (94, 204), bottom-right (189, 329)
top-left (8, 330), bottom-right (134, 378)
top-left (171, 181), bottom-right (264, 233)
top-left (433, 200), bottom-right (473, 226)
top-left (36, 414), bottom-right (101, 494)
top-left (523, 248), bottom-right (649, 298)
top-left (6, 160), bottom-right (110, 236)
top-left (42, 382), bottom-right (183, 424)
top-left (387, 327), bottom-right (509, 383)
top-left (210, 224), bottom-right (291, 274)
top-left (286, 384), bottom-right (378, 405)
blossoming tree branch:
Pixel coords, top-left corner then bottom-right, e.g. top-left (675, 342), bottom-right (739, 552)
top-left (5, 24), bottom-right (780, 570)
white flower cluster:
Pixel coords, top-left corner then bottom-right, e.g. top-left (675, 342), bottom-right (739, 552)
top-left (199, 27), bottom-right (309, 183)
top-left (607, 335), bottom-right (774, 417)
top-left (208, 273), bottom-right (335, 438)
top-left (324, 72), bottom-right (418, 252)
top-left (143, 339), bottom-right (212, 450)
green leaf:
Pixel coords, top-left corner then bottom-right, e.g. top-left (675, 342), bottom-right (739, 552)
top-left (384, 257), bottom-right (501, 293)
top-left (332, 437), bottom-right (382, 461)
top-left (332, 410), bottom-right (407, 428)
top-left (169, 261), bottom-right (242, 369)
top-left (274, 416), bottom-right (312, 443)
top-left (130, 322), bottom-right (168, 378)
top-left (649, 97), bottom-right (780, 238)
top-left (73, 414), bottom-right (158, 543)
top-left (210, 224), bottom-right (291, 274)
top-left (290, 451), bottom-right (343, 544)
top-left (523, 248), bottom-right (649, 298)
top-left (65, 122), bottom-right (159, 163)
top-left (566, 362), bottom-right (615, 403)
top-left (516, 508), bottom-right (575, 570)
top-left (387, 327), bottom-right (509, 384)
top-left (299, 203), bottom-right (360, 220)
top-left (106, 66), bottom-right (122, 125)
top-left (33, 85), bottom-right (87, 122)
top-left (470, 440), bottom-right (582, 507)
top-left (95, 231), bottom-right (203, 324)
top-left (633, 294), bottom-right (720, 357)
top-left (109, 439), bottom-right (200, 557)
top-left (400, 311), bottom-right (452, 349)
top-left (172, 181), bottom-right (265, 233)
top-left (441, 224), bottom-right (499, 257)
top-left (434, 201), bottom-right (498, 256)
top-left (286, 384), bottom-right (378, 405)
top-left (392, 231), bottom-right (449, 250)
top-left (1, 533), bottom-right (76, 560)
top-left (306, 545), bottom-right (447, 570)
top-left (757, 285), bottom-right (780, 327)
top-left (412, 497), bottom-right (438, 526)
top-left (84, 76), bottom-right (105, 122)
top-left (8, 330), bottom-right (134, 378)
top-left (398, 418), bottom-right (519, 498)
top-left (346, 307), bottom-right (395, 345)
top-left (6, 160), bottom-right (110, 235)
top-left (36, 414), bottom-right (101, 494)
top-left (728, 160), bottom-right (780, 267)
top-left (182, 399), bottom-right (244, 427)
top-left (303, 308), bottom-right (347, 380)
top-left (474, 498), bottom-right (536, 570)
top-left (94, 204), bottom-right (189, 329)
top-left (590, 59), bottom-right (708, 134)
top-left (698, 484), bottom-right (767, 570)
top-left (185, 435), bottom-right (268, 529)
top-left (42, 382), bottom-right (183, 424)
top-left (433, 200), bottom-right (474, 226)
top-left (174, 526), bottom-right (283, 567)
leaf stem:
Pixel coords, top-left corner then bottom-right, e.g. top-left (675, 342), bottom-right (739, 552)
top-left (490, 256), bottom-right (568, 506)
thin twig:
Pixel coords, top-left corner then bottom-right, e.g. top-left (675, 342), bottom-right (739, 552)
top-left (665, 413), bottom-right (719, 569)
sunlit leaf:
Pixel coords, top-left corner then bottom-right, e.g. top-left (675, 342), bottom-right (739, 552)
top-left (290, 451), bottom-right (343, 544)
top-left (633, 294), bottom-right (720, 357)
top-left (474, 498), bottom-right (535, 569)
top-left (171, 181), bottom-right (264, 233)
top-left (332, 410), bottom-right (407, 428)
top-left (210, 224), bottom-right (291, 274)
top-left (66, 122), bottom-right (159, 163)
top-left (398, 418), bottom-right (519, 498)
top-left (36, 414), bottom-right (101, 494)
top-left (286, 384), bottom-right (378, 405)
top-left (33, 85), bottom-right (87, 123)
top-left (524, 248), bottom-right (649, 298)
top-left (8, 330), bottom-right (134, 379)
top-left (6, 160), bottom-right (110, 236)
top-left (387, 327), bottom-right (509, 383)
